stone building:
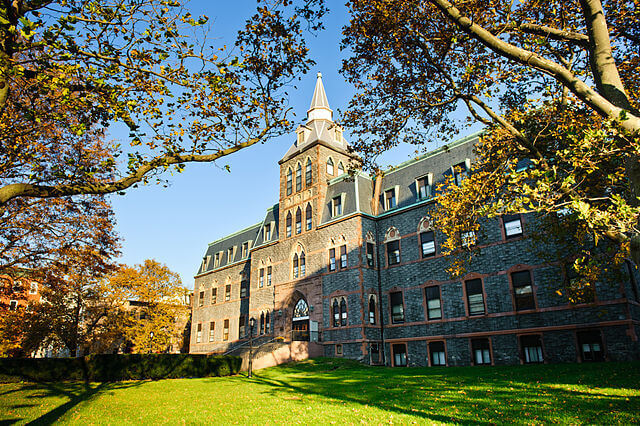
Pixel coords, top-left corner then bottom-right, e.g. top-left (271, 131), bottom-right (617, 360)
top-left (189, 74), bottom-right (640, 367)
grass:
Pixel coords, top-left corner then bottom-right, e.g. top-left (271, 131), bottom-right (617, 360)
top-left (1, 358), bottom-right (639, 424)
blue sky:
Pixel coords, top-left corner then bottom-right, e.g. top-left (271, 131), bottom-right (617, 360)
top-left (107, 0), bottom-right (463, 288)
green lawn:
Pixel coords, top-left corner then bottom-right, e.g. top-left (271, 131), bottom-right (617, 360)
top-left (1, 358), bottom-right (639, 424)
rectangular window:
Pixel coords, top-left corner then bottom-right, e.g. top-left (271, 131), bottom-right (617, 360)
top-left (387, 240), bottom-right (400, 266)
top-left (264, 224), bottom-right (271, 241)
top-left (211, 288), bottom-right (217, 304)
top-left (416, 176), bottom-right (432, 200)
top-left (340, 245), bottom-right (347, 269)
top-left (199, 291), bottom-right (205, 307)
top-left (267, 266), bottom-right (272, 286)
top-left (577, 330), bottom-right (604, 362)
top-left (209, 322), bottom-right (215, 342)
top-left (461, 231), bottom-right (476, 248)
top-left (296, 166), bottom-right (302, 192)
top-left (390, 291), bottom-right (404, 323)
top-left (332, 196), bottom-right (342, 217)
top-left (425, 286), bottom-right (442, 320)
top-left (393, 344), bottom-right (407, 367)
top-left (9, 300), bottom-right (18, 311)
top-left (214, 253), bottom-right (220, 267)
top-left (29, 282), bottom-right (38, 295)
top-left (306, 208), bottom-right (312, 231)
top-left (225, 284), bottom-right (231, 301)
top-left (420, 231), bottom-right (436, 258)
top-left (242, 242), bottom-right (248, 258)
top-left (259, 268), bottom-right (264, 288)
top-left (227, 248), bottom-right (234, 264)
top-left (429, 341), bottom-right (446, 366)
top-left (329, 248), bottom-right (336, 271)
top-left (503, 214), bottom-right (523, 238)
top-left (336, 344), bottom-right (343, 356)
top-left (239, 316), bottom-right (246, 338)
top-left (471, 338), bottom-right (491, 365)
top-left (240, 281), bottom-right (248, 298)
top-left (223, 319), bottom-right (229, 341)
top-left (384, 188), bottom-right (397, 210)
top-left (512, 270), bottom-right (535, 311)
top-left (196, 323), bottom-right (202, 343)
top-left (366, 243), bottom-right (375, 267)
top-left (520, 335), bottom-right (543, 364)
top-left (465, 278), bottom-right (485, 316)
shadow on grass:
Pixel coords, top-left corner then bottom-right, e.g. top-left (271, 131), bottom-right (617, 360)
top-left (18, 380), bottom-right (145, 425)
top-left (249, 359), bottom-right (640, 424)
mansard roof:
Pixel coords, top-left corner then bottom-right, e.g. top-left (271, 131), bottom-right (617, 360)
top-left (197, 222), bottom-right (261, 275)
top-left (254, 204), bottom-right (280, 247)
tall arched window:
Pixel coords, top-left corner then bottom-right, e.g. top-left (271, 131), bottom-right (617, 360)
top-left (340, 298), bottom-right (347, 326)
top-left (265, 311), bottom-right (270, 333)
top-left (300, 251), bottom-right (306, 276)
top-left (326, 157), bottom-right (334, 175)
top-left (260, 312), bottom-right (265, 335)
top-left (293, 253), bottom-right (299, 278)
top-left (333, 299), bottom-right (340, 327)
top-left (295, 163), bottom-right (302, 192)
top-left (369, 295), bottom-right (376, 324)
top-left (295, 208), bottom-right (302, 234)
top-left (338, 161), bottom-right (345, 175)
top-left (305, 158), bottom-right (312, 186)
top-left (286, 212), bottom-right (292, 237)
top-left (305, 204), bottom-right (312, 231)
top-left (286, 168), bottom-right (292, 195)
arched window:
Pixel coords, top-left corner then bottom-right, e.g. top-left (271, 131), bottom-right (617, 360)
top-left (295, 163), bottom-right (302, 192)
top-left (293, 253), bottom-right (299, 278)
top-left (333, 299), bottom-right (340, 327)
top-left (286, 168), bottom-right (292, 195)
top-left (260, 312), bottom-right (265, 335)
top-left (338, 161), bottom-right (345, 175)
top-left (305, 204), bottom-right (312, 231)
top-left (286, 212), bottom-right (292, 237)
top-left (340, 298), bottom-right (347, 326)
top-left (265, 311), bottom-right (270, 333)
top-left (305, 158), bottom-right (312, 186)
top-left (369, 295), bottom-right (376, 325)
top-left (300, 251), bottom-right (306, 277)
top-left (293, 298), bottom-right (309, 320)
top-left (295, 208), bottom-right (302, 234)
top-left (326, 157), bottom-right (334, 175)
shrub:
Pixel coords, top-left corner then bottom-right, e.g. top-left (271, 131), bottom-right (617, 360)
top-left (0, 354), bottom-right (242, 382)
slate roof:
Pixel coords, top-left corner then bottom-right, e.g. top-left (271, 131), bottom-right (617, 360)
top-left (197, 222), bottom-right (261, 275)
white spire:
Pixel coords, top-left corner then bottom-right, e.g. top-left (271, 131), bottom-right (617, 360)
top-left (307, 72), bottom-right (332, 122)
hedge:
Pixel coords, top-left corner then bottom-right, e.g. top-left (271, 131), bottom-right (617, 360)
top-left (0, 354), bottom-right (242, 382)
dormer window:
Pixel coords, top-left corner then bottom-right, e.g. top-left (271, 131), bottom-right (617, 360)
top-left (214, 253), bottom-right (221, 267)
top-left (305, 158), bottom-right (312, 186)
top-left (286, 168), bottom-right (293, 195)
top-left (296, 163), bottom-right (302, 192)
top-left (327, 157), bottom-right (334, 175)
top-left (416, 174), bottom-right (433, 200)
top-left (332, 196), bottom-right (342, 217)
top-left (297, 131), bottom-right (304, 145)
top-left (227, 248), bottom-right (234, 264)
top-left (452, 161), bottom-right (470, 186)
top-left (242, 242), bottom-right (249, 258)
top-left (338, 162), bottom-right (345, 175)
top-left (384, 188), bottom-right (397, 210)
top-left (264, 224), bottom-right (271, 241)
top-left (336, 128), bottom-right (343, 142)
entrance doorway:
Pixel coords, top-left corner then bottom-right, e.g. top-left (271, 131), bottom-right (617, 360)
top-left (292, 298), bottom-right (310, 341)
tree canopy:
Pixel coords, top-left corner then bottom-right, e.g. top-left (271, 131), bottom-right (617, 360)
top-left (0, 0), bottom-right (326, 205)
top-left (341, 0), bottom-right (640, 282)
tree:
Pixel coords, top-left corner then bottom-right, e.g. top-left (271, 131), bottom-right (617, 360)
top-left (341, 0), bottom-right (640, 280)
top-left (102, 259), bottom-right (188, 353)
top-left (0, 0), bottom-right (326, 205)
